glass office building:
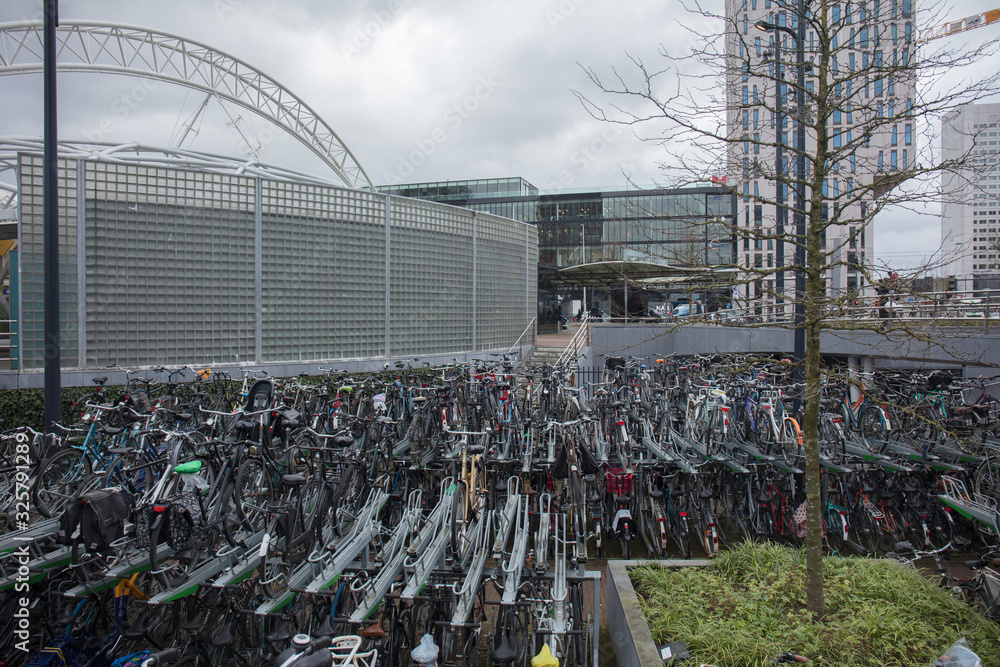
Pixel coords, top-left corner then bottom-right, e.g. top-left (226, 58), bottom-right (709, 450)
top-left (14, 155), bottom-right (536, 369)
top-left (380, 179), bottom-right (736, 269)
top-left (379, 178), bottom-right (738, 315)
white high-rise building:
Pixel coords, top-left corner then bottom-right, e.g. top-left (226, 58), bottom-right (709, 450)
top-left (725, 0), bottom-right (917, 314)
top-left (942, 103), bottom-right (1000, 290)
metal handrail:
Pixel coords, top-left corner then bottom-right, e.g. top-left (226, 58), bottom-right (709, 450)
top-left (507, 317), bottom-right (537, 355)
top-left (555, 316), bottom-right (590, 369)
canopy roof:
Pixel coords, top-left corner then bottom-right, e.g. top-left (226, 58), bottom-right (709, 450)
top-left (554, 261), bottom-right (735, 287)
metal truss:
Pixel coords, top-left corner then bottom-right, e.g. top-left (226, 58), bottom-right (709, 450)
top-left (0, 20), bottom-right (375, 190)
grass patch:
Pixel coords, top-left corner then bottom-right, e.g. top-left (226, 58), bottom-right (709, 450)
top-left (631, 541), bottom-right (1000, 667)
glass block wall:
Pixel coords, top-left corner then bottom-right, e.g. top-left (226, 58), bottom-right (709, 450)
top-left (261, 182), bottom-right (389, 361)
top-left (388, 197), bottom-right (474, 356)
top-left (16, 155), bottom-right (536, 369)
top-left (18, 155), bottom-right (79, 369)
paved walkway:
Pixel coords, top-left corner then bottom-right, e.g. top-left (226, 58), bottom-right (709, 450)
top-left (535, 323), bottom-right (583, 348)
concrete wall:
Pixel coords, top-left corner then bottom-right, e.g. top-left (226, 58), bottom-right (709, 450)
top-left (586, 323), bottom-right (1000, 377)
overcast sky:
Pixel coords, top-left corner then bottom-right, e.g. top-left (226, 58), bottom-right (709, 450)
top-left (2, 0), bottom-right (998, 271)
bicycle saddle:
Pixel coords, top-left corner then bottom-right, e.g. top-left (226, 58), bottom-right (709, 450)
top-left (332, 434), bottom-right (354, 447)
top-left (469, 444), bottom-right (486, 455)
top-left (360, 622), bottom-right (385, 639)
top-left (490, 634), bottom-right (517, 664)
top-left (280, 474), bottom-right (307, 487)
top-left (180, 611), bottom-right (206, 630)
top-left (123, 613), bottom-right (149, 640)
top-left (266, 621), bottom-right (293, 643)
top-left (211, 621), bottom-right (236, 648)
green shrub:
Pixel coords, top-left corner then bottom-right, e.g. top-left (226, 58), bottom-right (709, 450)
top-left (631, 541), bottom-right (1000, 667)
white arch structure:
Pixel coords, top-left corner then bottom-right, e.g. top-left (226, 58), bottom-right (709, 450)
top-left (0, 20), bottom-right (376, 190)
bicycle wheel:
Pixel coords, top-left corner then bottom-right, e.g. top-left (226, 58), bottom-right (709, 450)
top-left (329, 462), bottom-right (367, 537)
top-left (780, 418), bottom-right (802, 466)
top-left (69, 393), bottom-right (104, 425)
top-left (818, 416), bottom-right (845, 464)
top-left (860, 405), bottom-right (888, 445)
top-left (925, 504), bottom-right (955, 551)
top-left (31, 447), bottom-right (94, 518)
top-left (825, 509), bottom-right (847, 555)
top-left (851, 505), bottom-right (880, 556)
top-left (259, 523), bottom-right (290, 599)
top-left (975, 458), bottom-right (1000, 502)
top-left (233, 457), bottom-right (273, 539)
top-left (962, 582), bottom-right (1000, 621)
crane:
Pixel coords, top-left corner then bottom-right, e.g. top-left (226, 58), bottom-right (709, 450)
top-left (919, 7), bottom-right (1000, 42)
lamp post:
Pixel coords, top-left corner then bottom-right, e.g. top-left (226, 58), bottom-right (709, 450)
top-left (756, 11), bottom-right (807, 411)
top-left (581, 223), bottom-right (587, 317)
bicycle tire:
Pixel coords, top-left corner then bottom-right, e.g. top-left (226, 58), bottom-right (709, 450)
top-left (31, 447), bottom-right (94, 518)
top-left (975, 458), bottom-right (1000, 502)
top-left (860, 404), bottom-right (888, 446)
top-left (233, 457), bottom-right (273, 537)
top-left (962, 581), bottom-right (1000, 621)
top-left (780, 418), bottom-right (802, 466)
top-left (259, 522), bottom-right (289, 599)
top-left (329, 462), bottom-right (367, 537)
top-left (825, 509), bottom-right (847, 555)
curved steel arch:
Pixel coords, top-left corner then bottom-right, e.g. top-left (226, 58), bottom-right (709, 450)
top-left (0, 20), bottom-right (376, 190)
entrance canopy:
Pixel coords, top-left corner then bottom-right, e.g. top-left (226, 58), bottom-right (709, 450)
top-left (554, 261), bottom-right (735, 288)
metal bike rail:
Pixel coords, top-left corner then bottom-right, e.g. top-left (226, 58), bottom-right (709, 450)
top-left (450, 511), bottom-right (492, 626)
top-left (492, 477), bottom-right (521, 558)
top-left (500, 494), bottom-right (531, 605)
top-left (349, 482), bottom-right (453, 621)
top-left (669, 429), bottom-right (751, 474)
top-left (0, 517), bottom-right (60, 554)
top-left (534, 492), bottom-right (552, 574)
top-left (938, 475), bottom-right (1000, 538)
top-left (257, 489), bottom-right (389, 614)
top-left (0, 545), bottom-right (70, 591)
top-left (302, 489), bottom-right (389, 595)
top-left (400, 481), bottom-right (456, 599)
top-left (149, 531), bottom-right (266, 605)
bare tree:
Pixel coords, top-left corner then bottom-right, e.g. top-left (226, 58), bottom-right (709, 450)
top-left (575, 0), bottom-right (1000, 615)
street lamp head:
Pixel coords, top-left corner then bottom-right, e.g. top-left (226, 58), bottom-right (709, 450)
top-left (754, 19), bottom-right (773, 31)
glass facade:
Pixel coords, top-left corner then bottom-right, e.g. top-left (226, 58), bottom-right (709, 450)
top-left (16, 155), bottom-right (536, 369)
top-left (379, 177), bottom-right (537, 202)
top-left (379, 178), bottom-right (738, 272)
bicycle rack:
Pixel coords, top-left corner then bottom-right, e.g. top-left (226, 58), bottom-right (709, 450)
top-left (534, 492), bottom-right (552, 574)
top-left (400, 480), bottom-right (456, 599)
top-left (349, 482), bottom-right (452, 621)
top-left (450, 511), bottom-right (492, 626)
top-left (301, 489), bottom-right (388, 595)
top-left (149, 531), bottom-right (267, 605)
top-left (0, 543), bottom-right (70, 592)
top-left (938, 475), bottom-right (1000, 539)
top-left (500, 495), bottom-right (531, 605)
top-left (669, 429), bottom-right (750, 474)
top-left (491, 476), bottom-right (521, 558)
top-left (0, 517), bottom-right (60, 555)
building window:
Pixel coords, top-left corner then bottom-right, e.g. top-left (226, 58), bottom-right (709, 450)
top-left (904, 123), bottom-right (912, 145)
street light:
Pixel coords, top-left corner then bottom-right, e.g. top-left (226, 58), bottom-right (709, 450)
top-left (756, 10), bottom-right (807, 412)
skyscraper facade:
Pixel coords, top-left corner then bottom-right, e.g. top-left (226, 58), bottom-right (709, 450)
top-left (942, 102), bottom-right (1000, 290)
top-left (725, 0), bottom-right (917, 314)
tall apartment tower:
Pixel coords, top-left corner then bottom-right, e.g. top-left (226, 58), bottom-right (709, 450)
top-left (942, 102), bottom-right (1000, 291)
top-left (725, 0), bottom-right (917, 314)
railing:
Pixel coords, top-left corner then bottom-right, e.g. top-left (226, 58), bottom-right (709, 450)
top-left (596, 290), bottom-right (1000, 328)
top-left (507, 317), bottom-right (537, 364)
top-left (555, 315), bottom-right (590, 368)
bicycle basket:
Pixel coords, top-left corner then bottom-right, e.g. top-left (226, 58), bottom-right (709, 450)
top-left (606, 468), bottom-right (633, 495)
